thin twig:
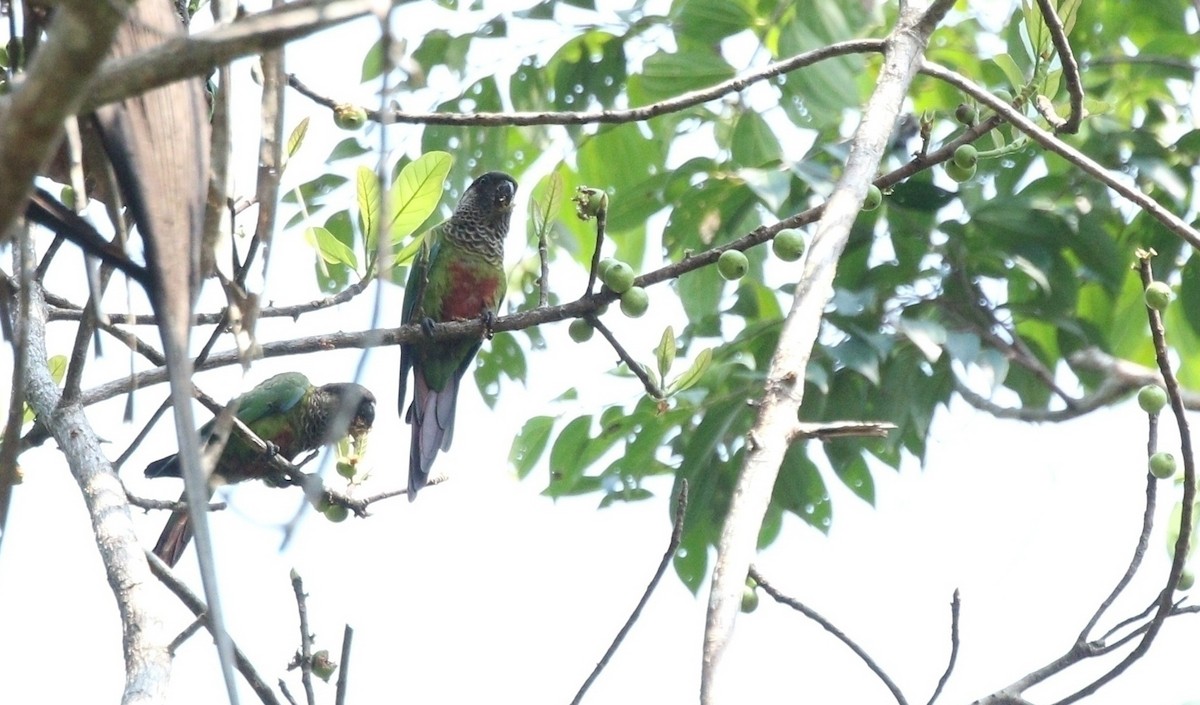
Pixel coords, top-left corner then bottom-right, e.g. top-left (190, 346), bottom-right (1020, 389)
top-left (168, 615), bottom-right (208, 655)
top-left (750, 566), bottom-right (908, 705)
top-left (1033, 0), bottom-right (1082, 133)
top-left (334, 625), bottom-right (353, 705)
top-left (146, 550), bottom-right (283, 705)
top-left (926, 589), bottom-right (960, 705)
top-left (290, 570), bottom-right (317, 705)
top-left (1050, 256), bottom-right (1198, 705)
top-left (569, 480), bottom-right (688, 705)
top-left (586, 314), bottom-right (662, 399)
top-left (287, 39), bottom-right (886, 127)
top-left (1078, 419), bottom-right (1158, 640)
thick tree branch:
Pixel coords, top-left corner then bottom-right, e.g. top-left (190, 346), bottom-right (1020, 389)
top-left (13, 279), bottom-right (172, 705)
top-left (700, 4), bottom-right (955, 702)
top-left (0, 1), bottom-right (130, 250)
top-left (83, 0), bottom-right (380, 112)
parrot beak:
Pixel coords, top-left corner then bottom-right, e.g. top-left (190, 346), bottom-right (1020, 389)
top-left (496, 180), bottom-right (516, 210)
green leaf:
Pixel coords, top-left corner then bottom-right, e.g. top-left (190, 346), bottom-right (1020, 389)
top-left (510, 416), bottom-right (555, 479)
top-left (666, 348), bottom-right (713, 396)
top-left (327, 137), bottom-right (369, 163)
top-left (528, 170), bottom-right (564, 247)
top-left (357, 166), bottom-right (381, 261)
top-left (656, 326), bottom-right (676, 381)
top-left (730, 111), bottom-right (782, 168)
top-left (286, 117), bottom-right (309, 161)
top-left (672, 0), bottom-right (755, 44)
top-left (305, 226), bottom-right (357, 269)
top-left (389, 151), bottom-right (454, 244)
top-left (47, 355), bottom-right (67, 384)
top-left (547, 415), bottom-right (594, 496)
top-left (637, 49), bottom-right (736, 104)
top-left (361, 37), bottom-right (384, 82)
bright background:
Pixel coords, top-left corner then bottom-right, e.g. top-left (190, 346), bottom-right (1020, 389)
top-left (2, 1), bottom-right (1198, 704)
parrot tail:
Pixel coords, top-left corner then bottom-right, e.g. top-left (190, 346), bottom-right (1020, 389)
top-left (407, 375), bottom-right (460, 501)
top-left (153, 493), bottom-right (193, 567)
top-left (144, 453), bottom-right (181, 479)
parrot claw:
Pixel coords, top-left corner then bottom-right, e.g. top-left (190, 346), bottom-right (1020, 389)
top-left (481, 310), bottom-right (497, 339)
top-left (421, 317), bottom-right (437, 338)
top-left (264, 441), bottom-right (279, 458)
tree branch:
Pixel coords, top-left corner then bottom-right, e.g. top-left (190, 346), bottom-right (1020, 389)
top-left (570, 480), bottom-right (688, 705)
top-left (13, 278), bottom-right (172, 704)
top-left (700, 3), bottom-right (955, 702)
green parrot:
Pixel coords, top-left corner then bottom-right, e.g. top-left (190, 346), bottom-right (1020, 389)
top-left (145, 372), bottom-right (376, 566)
top-left (399, 171), bottom-right (517, 499)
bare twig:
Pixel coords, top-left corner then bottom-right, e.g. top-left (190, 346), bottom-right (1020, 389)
top-left (1033, 0), bottom-right (1082, 133)
top-left (287, 39), bottom-right (886, 127)
top-left (926, 590), bottom-right (960, 705)
top-left (791, 420), bottom-right (896, 441)
top-left (290, 570), bottom-right (317, 705)
top-left (750, 566), bottom-right (908, 705)
top-left (570, 480), bottom-right (688, 705)
top-left (146, 551), bottom-right (283, 705)
top-left (1050, 257), bottom-right (1197, 704)
top-left (334, 625), bottom-right (353, 705)
top-left (586, 314), bottom-right (663, 399)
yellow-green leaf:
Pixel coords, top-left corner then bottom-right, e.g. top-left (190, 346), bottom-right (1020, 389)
top-left (666, 348), bottom-right (712, 396)
top-left (655, 326), bottom-right (676, 380)
top-left (286, 117), bottom-right (310, 161)
top-left (389, 151), bottom-right (453, 244)
top-left (357, 166), bottom-right (381, 256)
top-left (306, 226), bottom-right (358, 269)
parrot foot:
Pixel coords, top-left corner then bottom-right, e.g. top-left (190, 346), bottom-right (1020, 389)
top-left (481, 310), bottom-right (497, 340)
top-left (420, 316), bottom-right (437, 338)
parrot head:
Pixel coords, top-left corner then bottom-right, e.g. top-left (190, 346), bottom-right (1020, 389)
top-left (458, 171), bottom-right (518, 224)
top-left (318, 383), bottom-right (377, 444)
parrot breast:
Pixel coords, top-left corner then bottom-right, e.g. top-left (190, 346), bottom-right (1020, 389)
top-left (442, 259), bottom-right (503, 320)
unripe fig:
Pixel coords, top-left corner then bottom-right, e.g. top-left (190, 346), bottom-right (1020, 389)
top-left (1137, 385), bottom-right (1168, 415)
top-left (1144, 281), bottom-right (1173, 311)
top-left (620, 287), bottom-right (649, 317)
top-left (717, 250), bottom-right (748, 281)
top-left (862, 184), bottom-right (882, 211)
top-left (1149, 451), bottom-right (1177, 480)
top-left (601, 261), bottom-right (635, 294)
top-left (772, 229), bottom-right (806, 262)
top-left (333, 104), bottom-right (367, 131)
top-left (568, 318), bottom-right (594, 342)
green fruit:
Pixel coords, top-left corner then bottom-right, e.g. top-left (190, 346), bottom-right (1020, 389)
top-left (336, 461), bottom-right (357, 480)
top-left (740, 584), bottom-right (759, 613)
top-left (311, 650), bottom-right (337, 682)
top-left (601, 261), bottom-right (635, 294)
top-left (597, 257), bottom-right (619, 279)
top-left (568, 318), bottom-right (594, 342)
top-left (717, 250), bottom-right (749, 281)
top-left (620, 287), bottom-right (649, 317)
top-left (772, 229), bottom-right (806, 261)
top-left (862, 184), bottom-right (882, 211)
top-left (60, 186), bottom-right (77, 210)
top-left (324, 504), bottom-right (350, 522)
top-left (333, 103), bottom-right (368, 131)
top-left (1144, 281), bottom-right (1173, 311)
top-left (1178, 569), bottom-right (1195, 591)
top-left (1149, 451), bottom-right (1177, 480)
top-left (954, 103), bottom-right (977, 125)
top-left (953, 144), bottom-right (978, 169)
top-left (944, 159), bottom-right (976, 183)
top-left (1137, 385), bottom-right (1169, 415)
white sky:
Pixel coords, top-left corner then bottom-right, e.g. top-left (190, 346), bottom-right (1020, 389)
top-left (1, 1), bottom-right (1198, 704)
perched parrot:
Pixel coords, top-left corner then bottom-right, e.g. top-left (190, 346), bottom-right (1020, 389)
top-left (145, 372), bottom-right (376, 566)
top-left (399, 171), bottom-right (518, 499)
